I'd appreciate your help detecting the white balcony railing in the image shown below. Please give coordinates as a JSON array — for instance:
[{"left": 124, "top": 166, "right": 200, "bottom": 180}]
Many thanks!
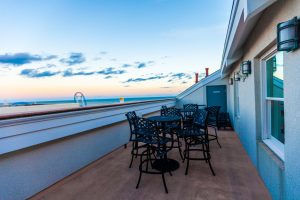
[{"left": 0, "top": 98, "right": 176, "bottom": 155}]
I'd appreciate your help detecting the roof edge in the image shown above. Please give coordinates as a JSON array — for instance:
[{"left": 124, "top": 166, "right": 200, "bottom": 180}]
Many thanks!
[{"left": 176, "top": 70, "right": 221, "bottom": 100}]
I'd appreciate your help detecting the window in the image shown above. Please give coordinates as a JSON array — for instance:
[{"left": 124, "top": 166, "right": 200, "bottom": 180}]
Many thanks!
[{"left": 262, "top": 51, "right": 285, "bottom": 159}]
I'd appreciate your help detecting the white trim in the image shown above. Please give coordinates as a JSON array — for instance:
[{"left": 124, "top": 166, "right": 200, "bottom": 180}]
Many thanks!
[
  {"left": 176, "top": 70, "right": 221, "bottom": 100},
  {"left": 260, "top": 50, "right": 285, "bottom": 159},
  {"left": 0, "top": 99, "right": 176, "bottom": 155},
  {"left": 221, "top": 0, "right": 277, "bottom": 77},
  {"left": 234, "top": 80, "right": 240, "bottom": 118},
  {"left": 266, "top": 97, "right": 284, "bottom": 101},
  {"left": 263, "top": 138, "right": 285, "bottom": 161}
]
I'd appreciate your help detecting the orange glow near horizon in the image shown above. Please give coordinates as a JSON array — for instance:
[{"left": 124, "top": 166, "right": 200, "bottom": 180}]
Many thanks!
[{"left": 1, "top": 74, "right": 192, "bottom": 101}]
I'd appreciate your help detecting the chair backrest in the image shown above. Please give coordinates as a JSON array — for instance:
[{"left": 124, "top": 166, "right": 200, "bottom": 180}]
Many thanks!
[
  {"left": 161, "top": 107, "right": 182, "bottom": 118},
  {"left": 183, "top": 104, "right": 198, "bottom": 110},
  {"left": 161, "top": 105, "right": 167, "bottom": 110},
  {"left": 135, "top": 117, "right": 161, "bottom": 145},
  {"left": 125, "top": 111, "right": 138, "bottom": 140},
  {"left": 205, "top": 106, "right": 221, "bottom": 126},
  {"left": 205, "top": 106, "right": 220, "bottom": 118},
  {"left": 160, "top": 105, "right": 167, "bottom": 116},
  {"left": 192, "top": 109, "right": 208, "bottom": 130}
]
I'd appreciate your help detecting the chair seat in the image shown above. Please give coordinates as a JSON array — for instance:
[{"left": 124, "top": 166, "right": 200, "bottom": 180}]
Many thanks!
[
  {"left": 141, "top": 136, "right": 172, "bottom": 145},
  {"left": 176, "top": 128, "right": 205, "bottom": 137}
]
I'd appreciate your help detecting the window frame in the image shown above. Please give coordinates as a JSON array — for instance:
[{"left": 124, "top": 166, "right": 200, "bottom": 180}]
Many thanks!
[
  {"left": 234, "top": 79, "right": 240, "bottom": 119},
  {"left": 260, "top": 47, "right": 285, "bottom": 161}
]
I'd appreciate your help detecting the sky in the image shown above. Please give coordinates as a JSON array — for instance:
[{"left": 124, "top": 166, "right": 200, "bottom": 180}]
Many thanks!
[{"left": 0, "top": 0, "right": 232, "bottom": 102}]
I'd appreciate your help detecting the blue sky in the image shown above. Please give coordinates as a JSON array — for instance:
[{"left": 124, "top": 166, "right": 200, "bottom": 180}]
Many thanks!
[{"left": 0, "top": 0, "right": 232, "bottom": 101}]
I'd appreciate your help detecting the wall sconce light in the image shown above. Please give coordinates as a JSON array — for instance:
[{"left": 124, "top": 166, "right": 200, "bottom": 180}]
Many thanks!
[
  {"left": 228, "top": 78, "right": 233, "bottom": 85},
  {"left": 234, "top": 72, "right": 240, "bottom": 81},
  {"left": 277, "top": 17, "right": 300, "bottom": 52},
  {"left": 241, "top": 60, "right": 251, "bottom": 75}
]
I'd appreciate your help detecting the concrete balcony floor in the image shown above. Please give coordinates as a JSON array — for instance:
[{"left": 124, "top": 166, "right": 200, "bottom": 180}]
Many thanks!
[{"left": 31, "top": 129, "right": 271, "bottom": 200}]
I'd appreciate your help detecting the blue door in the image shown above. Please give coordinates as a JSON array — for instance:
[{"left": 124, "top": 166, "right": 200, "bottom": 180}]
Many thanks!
[{"left": 206, "top": 85, "right": 227, "bottom": 112}]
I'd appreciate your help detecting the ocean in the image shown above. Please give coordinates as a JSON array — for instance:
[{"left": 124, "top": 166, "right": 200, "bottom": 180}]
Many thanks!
[{"left": 1, "top": 96, "right": 175, "bottom": 107}]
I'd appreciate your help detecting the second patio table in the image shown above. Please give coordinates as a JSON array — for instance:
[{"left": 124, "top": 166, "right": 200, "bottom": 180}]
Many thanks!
[{"left": 148, "top": 115, "right": 181, "bottom": 172}]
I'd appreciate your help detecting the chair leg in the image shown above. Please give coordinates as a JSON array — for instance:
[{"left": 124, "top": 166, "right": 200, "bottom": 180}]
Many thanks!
[
  {"left": 136, "top": 152, "right": 144, "bottom": 189},
  {"left": 214, "top": 127, "right": 222, "bottom": 148},
  {"left": 182, "top": 137, "right": 187, "bottom": 163},
  {"left": 202, "top": 143, "right": 208, "bottom": 163},
  {"left": 207, "top": 154, "right": 216, "bottom": 176},
  {"left": 162, "top": 159, "right": 169, "bottom": 193},
  {"left": 177, "top": 137, "right": 184, "bottom": 160},
  {"left": 129, "top": 142, "right": 135, "bottom": 168},
  {"left": 136, "top": 170, "right": 142, "bottom": 189},
  {"left": 185, "top": 143, "right": 190, "bottom": 175},
  {"left": 135, "top": 141, "right": 139, "bottom": 157},
  {"left": 129, "top": 154, "right": 134, "bottom": 168},
  {"left": 146, "top": 148, "right": 149, "bottom": 171},
  {"left": 161, "top": 173, "right": 168, "bottom": 193},
  {"left": 204, "top": 143, "right": 215, "bottom": 176}
]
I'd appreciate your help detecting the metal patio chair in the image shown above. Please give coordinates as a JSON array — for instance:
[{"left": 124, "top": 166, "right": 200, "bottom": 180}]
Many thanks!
[{"left": 205, "top": 106, "right": 221, "bottom": 148}]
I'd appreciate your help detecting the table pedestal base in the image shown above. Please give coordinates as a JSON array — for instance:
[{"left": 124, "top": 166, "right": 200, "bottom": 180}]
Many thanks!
[{"left": 152, "top": 159, "right": 179, "bottom": 172}]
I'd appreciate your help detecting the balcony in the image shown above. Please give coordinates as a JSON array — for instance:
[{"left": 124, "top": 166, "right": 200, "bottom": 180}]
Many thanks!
[
  {"left": 30, "top": 129, "right": 271, "bottom": 200},
  {"left": 0, "top": 99, "right": 270, "bottom": 199}
]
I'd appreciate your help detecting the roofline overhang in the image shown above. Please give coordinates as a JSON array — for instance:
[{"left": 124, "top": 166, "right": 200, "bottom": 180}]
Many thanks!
[{"left": 220, "top": 0, "right": 277, "bottom": 78}]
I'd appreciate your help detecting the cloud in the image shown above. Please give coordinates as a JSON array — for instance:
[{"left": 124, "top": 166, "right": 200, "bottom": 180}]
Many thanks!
[
  {"left": 172, "top": 73, "right": 192, "bottom": 79},
  {"left": 97, "top": 67, "right": 126, "bottom": 75},
  {"left": 100, "top": 51, "right": 107, "bottom": 55},
  {"left": 167, "top": 73, "right": 192, "bottom": 83},
  {"left": 0, "top": 53, "right": 57, "bottom": 66},
  {"left": 44, "top": 55, "right": 58, "bottom": 60},
  {"left": 124, "top": 74, "right": 167, "bottom": 83},
  {"left": 121, "top": 64, "right": 131, "bottom": 68},
  {"left": 60, "top": 52, "right": 85, "bottom": 66},
  {"left": 124, "top": 72, "right": 192, "bottom": 84},
  {"left": 62, "top": 69, "right": 95, "bottom": 77},
  {"left": 171, "top": 73, "right": 186, "bottom": 79},
  {"left": 20, "top": 69, "right": 60, "bottom": 78},
  {"left": 104, "top": 75, "right": 112, "bottom": 79},
  {"left": 161, "top": 86, "right": 171, "bottom": 89},
  {"left": 20, "top": 66, "right": 127, "bottom": 78},
  {"left": 137, "top": 63, "right": 146, "bottom": 68},
  {"left": 121, "top": 61, "right": 154, "bottom": 69}
]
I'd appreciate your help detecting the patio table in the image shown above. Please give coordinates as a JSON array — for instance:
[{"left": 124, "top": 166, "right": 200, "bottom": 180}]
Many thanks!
[{"left": 148, "top": 115, "right": 181, "bottom": 171}]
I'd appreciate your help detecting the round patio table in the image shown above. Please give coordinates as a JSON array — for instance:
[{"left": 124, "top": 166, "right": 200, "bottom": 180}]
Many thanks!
[{"left": 148, "top": 115, "right": 181, "bottom": 172}]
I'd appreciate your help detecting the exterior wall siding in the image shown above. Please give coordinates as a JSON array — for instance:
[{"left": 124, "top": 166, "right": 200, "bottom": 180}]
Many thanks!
[
  {"left": 226, "top": 0, "right": 300, "bottom": 199},
  {"left": 258, "top": 143, "right": 284, "bottom": 200},
  {"left": 284, "top": 42, "right": 300, "bottom": 200}
]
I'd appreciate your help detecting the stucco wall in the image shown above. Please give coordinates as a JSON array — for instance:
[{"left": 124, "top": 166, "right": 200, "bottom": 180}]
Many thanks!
[
  {"left": 0, "top": 121, "right": 130, "bottom": 200},
  {"left": 0, "top": 101, "right": 163, "bottom": 200},
  {"left": 226, "top": 0, "right": 300, "bottom": 199},
  {"left": 257, "top": 143, "right": 284, "bottom": 200},
  {"left": 284, "top": 39, "right": 300, "bottom": 200}
]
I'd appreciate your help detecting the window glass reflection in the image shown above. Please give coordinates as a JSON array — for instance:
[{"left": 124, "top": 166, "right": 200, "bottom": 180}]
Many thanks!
[
  {"left": 266, "top": 52, "right": 284, "bottom": 98},
  {"left": 271, "top": 101, "right": 285, "bottom": 143}
]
